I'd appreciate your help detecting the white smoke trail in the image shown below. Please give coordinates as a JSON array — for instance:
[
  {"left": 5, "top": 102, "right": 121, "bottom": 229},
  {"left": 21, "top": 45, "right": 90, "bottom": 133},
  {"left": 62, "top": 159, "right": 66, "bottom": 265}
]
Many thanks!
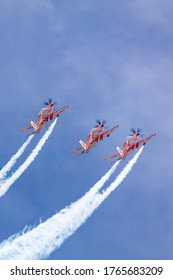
[
  {"left": 0, "top": 136, "right": 34, "bottom": 181},
  {"left": 0, "top": 160, "right": 120, "bottom": 259},
  {"left": 0, "top": 119, "right": 57, "bottom": 198},
  {"left": 0, "top": 147, "right": 143, "bottom": 260},
  {"left": 79, "top": 159, "right": 120, "bottom": 200}
]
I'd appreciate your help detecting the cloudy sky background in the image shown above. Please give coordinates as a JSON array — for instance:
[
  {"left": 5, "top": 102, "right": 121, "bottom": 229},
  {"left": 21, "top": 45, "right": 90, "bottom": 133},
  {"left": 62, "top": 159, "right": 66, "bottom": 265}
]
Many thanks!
[{"left": 0, "top": 0, "right": 172, "bottom": 259}]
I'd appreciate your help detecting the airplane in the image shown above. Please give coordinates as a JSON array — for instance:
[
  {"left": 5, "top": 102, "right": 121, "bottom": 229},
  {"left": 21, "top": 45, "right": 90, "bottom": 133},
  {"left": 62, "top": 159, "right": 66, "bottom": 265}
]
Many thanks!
[
  {"left": 104, "top": 128, "right": 156, "bottom": 162},
  {"left": 21, "top": 98, "right": 69, "bottom": 137},
  {"left": 71, "top": 120, "right": 119, "bottom": 155}
]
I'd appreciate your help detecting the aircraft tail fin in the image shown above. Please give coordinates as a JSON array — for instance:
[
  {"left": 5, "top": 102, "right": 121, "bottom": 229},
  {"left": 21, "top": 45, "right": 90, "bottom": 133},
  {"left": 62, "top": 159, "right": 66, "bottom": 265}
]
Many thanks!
[
  {"left": 79, "top": 139, "right": 86, "bottom": 150},
  {"left": 116, "top": 145, "right": 123, "bottom": 156},
  {"left": 30, "top": 120, "right": 37, "bottom": 131}
]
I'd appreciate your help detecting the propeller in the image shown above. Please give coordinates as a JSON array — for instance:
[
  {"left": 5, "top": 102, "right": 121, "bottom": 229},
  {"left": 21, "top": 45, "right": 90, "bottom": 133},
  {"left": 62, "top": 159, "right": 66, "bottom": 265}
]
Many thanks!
[
  {"left": 130, "top": 128, "right": 143, "bottom": 136},
  {"left": 95, "top": 119, "right": 107, "bottom": 127},
  {"left": 44, "top": 98, "right": 57, "bottom": 106}
]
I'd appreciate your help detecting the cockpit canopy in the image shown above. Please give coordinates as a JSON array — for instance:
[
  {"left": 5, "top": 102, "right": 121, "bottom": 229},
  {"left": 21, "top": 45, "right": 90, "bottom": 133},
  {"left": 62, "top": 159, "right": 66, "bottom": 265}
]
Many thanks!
[
  {"left": 88, "top": 128, "right": 98, "bottom": 135},
  {"left": 38, "top": 108, "right": 47, "bottom": 115},
  {"left": 125, "top": 135, "right": 133, "bottom": 143}
]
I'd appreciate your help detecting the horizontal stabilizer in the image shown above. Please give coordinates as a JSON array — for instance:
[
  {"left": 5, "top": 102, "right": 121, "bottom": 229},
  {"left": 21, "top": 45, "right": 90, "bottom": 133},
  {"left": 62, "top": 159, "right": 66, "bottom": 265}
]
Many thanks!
[
  {"left": 79, "top": 139, "right": 86, "bottom": 150},
  {"left": 116, "top": 145, "right": 123, "bottom": 156},
  {"left": 30, "top": 120, "right": 37, "bottom": 131}
]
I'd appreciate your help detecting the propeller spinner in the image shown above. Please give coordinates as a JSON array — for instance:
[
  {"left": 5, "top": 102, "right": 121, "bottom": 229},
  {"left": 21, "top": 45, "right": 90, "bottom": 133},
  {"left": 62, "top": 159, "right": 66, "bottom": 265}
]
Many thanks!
[
  {"left": 95, "top": 119, "right": 107, "bottom": 127},
  {"left": 44, "top": 98, "right": 57, "bottom": 106},
  {"left": 130, "top": 128, "right": 143, "bottom": 137}
]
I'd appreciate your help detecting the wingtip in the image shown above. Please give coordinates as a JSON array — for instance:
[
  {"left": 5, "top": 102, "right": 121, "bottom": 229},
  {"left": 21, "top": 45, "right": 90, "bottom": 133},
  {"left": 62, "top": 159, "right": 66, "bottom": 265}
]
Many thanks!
[{"left": 104, "top": 157, "right": 109, "bottom": 161}]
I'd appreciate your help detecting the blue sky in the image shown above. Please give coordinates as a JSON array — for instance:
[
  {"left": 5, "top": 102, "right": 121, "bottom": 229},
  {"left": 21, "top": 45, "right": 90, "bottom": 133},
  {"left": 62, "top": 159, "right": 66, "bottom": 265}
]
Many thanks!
[{"left": 0, "top": 0, "right": 172, "bottom": 259}]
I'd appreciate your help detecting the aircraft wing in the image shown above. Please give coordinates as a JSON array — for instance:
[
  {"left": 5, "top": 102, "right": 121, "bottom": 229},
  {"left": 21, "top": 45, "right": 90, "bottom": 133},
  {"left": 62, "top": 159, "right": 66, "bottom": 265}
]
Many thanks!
[
  {"left": 70, "top": 146, "right": 82, "bottom": 153},
  {"left": 104, "top": 152, "right": 119, "bottom": 161},
  {"left": 71, "top": 141, "right": 97, "bottom": 154},
  {"left": 96, "top": 124, "right": 119, "bottom": 140},
  {"left": 49, "top": 105, "right": 69, "bottom": 119},
  {"left": 21, "top": 124, "right": 33, "bottom": 132},
  {"left": 135, "top": 133, "right": 156, "bottom": 148}
]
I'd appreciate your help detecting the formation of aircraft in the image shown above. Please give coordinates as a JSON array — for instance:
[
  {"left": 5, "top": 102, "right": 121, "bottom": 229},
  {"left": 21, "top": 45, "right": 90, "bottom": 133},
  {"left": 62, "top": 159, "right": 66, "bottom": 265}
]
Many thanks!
[
  {"left": 104, "top": 128, "right": 156, "bottom": 163},
  {"left": 21, "top": 98, "right": 69, "bottom": 137},
  {"left": 71, "top": 120, "right": 119, "bottom": 155},
  {"left": 21, "top": 99, "right": 156, "bottom": 160}
]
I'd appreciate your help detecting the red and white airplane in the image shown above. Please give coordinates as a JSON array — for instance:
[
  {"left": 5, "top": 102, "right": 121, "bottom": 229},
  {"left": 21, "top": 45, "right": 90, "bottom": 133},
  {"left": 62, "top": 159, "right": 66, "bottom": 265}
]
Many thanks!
[
  {"left": 21, "top": 98, "right": 69, "bottom": 137},
  {"left": 105, "top": 128, "right": 156, "bottom": 162},
  {"left": 71, "top": 120, "right": 119, "bottom": 155}
]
